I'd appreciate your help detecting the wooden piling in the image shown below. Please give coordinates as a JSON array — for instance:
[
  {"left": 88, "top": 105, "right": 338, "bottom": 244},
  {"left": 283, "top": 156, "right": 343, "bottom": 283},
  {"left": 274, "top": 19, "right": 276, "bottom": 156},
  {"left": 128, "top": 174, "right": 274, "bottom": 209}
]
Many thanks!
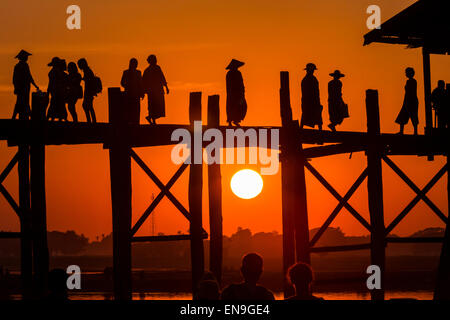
[
  {"left": 434, "top": 153, "right": 450, "bottom": 300},
  {"left": 422, "top": 48, "right": 432, "bottom": 136},
  {"left": 188, "top": 92, "right": 205, "bottom": 295},
  {"left": 365, "top": 89, "right": 386, "bottom": 300},
  {"left": 30, "top": 93, "right": 49, "bottom": 298},
  {"left": 280, "top": 71, "right": 311, "bottom": 298},
  {"left": 207, "top": 95, "right": 223, "bottom": 285},
  {"left": 18, "top": 144, "right": 32, "bottom": 299},
  {"left": 108, "top": 88, "right": 132, "bottom": 300}
]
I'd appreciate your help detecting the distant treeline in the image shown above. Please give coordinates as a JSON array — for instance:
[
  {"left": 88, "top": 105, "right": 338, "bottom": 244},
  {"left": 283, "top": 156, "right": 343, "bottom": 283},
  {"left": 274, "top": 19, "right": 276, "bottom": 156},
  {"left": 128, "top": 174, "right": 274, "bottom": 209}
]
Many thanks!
[{"left": 0, "top": 227, "right": 445, "bottom": 270}]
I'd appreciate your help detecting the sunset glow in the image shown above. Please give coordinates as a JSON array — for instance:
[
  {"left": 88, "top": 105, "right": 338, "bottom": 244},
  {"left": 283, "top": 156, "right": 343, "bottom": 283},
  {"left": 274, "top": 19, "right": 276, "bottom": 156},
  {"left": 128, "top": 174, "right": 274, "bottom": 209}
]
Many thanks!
[{"left": 230, "top": 169, "right": 263, "bottom": 199}]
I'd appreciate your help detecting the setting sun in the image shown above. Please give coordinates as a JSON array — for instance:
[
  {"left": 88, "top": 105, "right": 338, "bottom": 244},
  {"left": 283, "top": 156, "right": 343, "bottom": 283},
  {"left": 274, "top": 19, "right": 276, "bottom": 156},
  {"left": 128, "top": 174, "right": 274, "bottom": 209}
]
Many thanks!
[{"left": 230, "top": 169, "right": 264, "bottom": 199}]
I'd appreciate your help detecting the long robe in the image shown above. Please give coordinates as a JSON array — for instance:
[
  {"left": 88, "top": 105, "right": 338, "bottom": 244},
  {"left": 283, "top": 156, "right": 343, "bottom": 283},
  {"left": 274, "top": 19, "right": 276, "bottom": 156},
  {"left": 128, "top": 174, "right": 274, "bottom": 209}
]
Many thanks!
[
  {"left": 12, "top": 61, "right": 34, "bottom": 119},
  {"left": 395, "top": 78, "right": 418, "bottom": 126},
  {"left": 301, "top": 74, "right": 322, "bottom": 127},
  {"left": 142, "top": 65, "right": 167, "bottom": 120},
  {"left": 226, "top": 69, "right": 247, "bottom": 123},
  {"left": 328, "top": 79, "right": 347, "bottom": 126},
  {"left": 47, "top": 68, "right": 68, "bottom": 120},
  {"left": 121, "top": 69, "right": 143, "bottom": 124}
]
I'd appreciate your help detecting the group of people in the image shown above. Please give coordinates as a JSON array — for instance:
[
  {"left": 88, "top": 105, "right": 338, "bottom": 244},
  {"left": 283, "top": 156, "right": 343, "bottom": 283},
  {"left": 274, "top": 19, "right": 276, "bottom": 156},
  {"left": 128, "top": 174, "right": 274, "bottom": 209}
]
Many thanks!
[
  {"left": 195, "top": 253, "right": 322, "bottom": 301},
  {"left": 13, "top": 50, "right": 100, "bottom": 123},
  {"left": 13, "top": 50, "right": 448, "bottom": 133}
]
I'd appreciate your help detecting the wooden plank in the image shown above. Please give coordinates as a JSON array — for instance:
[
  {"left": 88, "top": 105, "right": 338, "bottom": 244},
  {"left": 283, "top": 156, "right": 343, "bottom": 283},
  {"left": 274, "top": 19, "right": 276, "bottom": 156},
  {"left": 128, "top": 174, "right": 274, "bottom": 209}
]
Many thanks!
[
  {"left": 279, "top": 71, "right": 296, "bottom": 298},
  {"left": 207, "top": 94, "right": 223, "bottom": 285},
  {"left": 0, "top": 231, "right": 21, "bottom": 238},
  {"left": 303, "top": 143, "right": 366, "bottom": 158},
  {"left": 422, "top": 48, "right": 433, "bottom": 136},
  {"left": 0, "top": 151, "right": 20, "bottom": 183},
  {"left": 366, "top": 89, "right": 385, "bottom": 301},
  {"left": 188, "top": 92, "right": 204, "bottom": 296},
  {"left": 310, "top": 243, "right": 372, "bottom": 253},
  {"left": 108, "top": 88, "right": 132, "bottom": 300}
]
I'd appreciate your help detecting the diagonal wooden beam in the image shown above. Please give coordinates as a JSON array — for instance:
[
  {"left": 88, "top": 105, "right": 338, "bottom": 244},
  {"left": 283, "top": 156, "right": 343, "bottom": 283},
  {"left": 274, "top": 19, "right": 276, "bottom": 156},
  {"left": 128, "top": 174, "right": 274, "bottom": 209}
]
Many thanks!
[
  {"left": 131, "top": 162, "right": 188, "bottom": 235},
  {"left": 305, "top": 162, "right": 371, "bottom": 231},
  {"left": 0, "top": 151, "right": 20, "bottom": 183},
  {"left": 386, "top": 164, "right": 448, "bottom": 235},
  {"left": 0, "top": 183, "right": 21, "bottom": 218},
  {"left": 383, "top": 156, "right": 447, "bottom": 223},
  {"left": 309, "top": 167, "right": 369, "bottom": 247}
]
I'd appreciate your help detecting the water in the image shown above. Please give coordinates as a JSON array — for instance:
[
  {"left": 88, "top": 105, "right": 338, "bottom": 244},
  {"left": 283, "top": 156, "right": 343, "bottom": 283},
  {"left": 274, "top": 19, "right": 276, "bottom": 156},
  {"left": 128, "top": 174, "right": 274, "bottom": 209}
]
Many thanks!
[{"left": 66, "top": 290, "right": 433, "bottom": 300}]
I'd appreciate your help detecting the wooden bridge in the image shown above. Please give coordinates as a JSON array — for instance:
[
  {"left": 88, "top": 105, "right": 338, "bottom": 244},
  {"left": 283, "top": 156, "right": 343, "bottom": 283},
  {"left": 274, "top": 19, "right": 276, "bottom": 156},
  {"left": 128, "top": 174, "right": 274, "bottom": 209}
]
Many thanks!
[{"left": 0, "top": 72, "right": 449, "bottom": 300}]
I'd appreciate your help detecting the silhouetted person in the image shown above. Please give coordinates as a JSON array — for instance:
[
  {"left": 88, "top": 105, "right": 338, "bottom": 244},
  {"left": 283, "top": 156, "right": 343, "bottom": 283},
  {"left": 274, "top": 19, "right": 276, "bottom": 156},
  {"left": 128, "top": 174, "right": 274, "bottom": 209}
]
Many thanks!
[
  {"left": 301, "top": 63, "right": 322, "bottom": 131},
  {"left": 286, "top": 262, "right": 323, "bottom": 300},
  {"left": 142, "top": 55, "right": 169, "bottom": 125},
  {"left": 77, "top": 58, "right": 98, "bottom": 123},
  {"left": 66, "top": 62, "right": 83, "bottom": 122},
  {"left": 226, "top": 59, "right": 247, "bottom": 127},
  {"left": 431, "top": 80, "right": 447, "bottom": 129},
  {"left": 121, "top": 58, "right": 143, "bottom": 124},
  {"left": 396, "top": 67, "right": 418, "bottom": 135},
  {"left": 221, "top": 253, "right": 275, "bottom": 300},
  {"left": 46, "top": 268, "right": 68, "bottom": 300},
  {"left": 195, "top": 272, "right": 220, "bottom": 300},
  {"left": 327, "top": 70, "right": 348, "bottom": 132},
  {"left": 47, "top": 57, "right": 68, "bottom": 121},
  {"left": 12, "top": 50, "right": 39, "bottom": 120}
]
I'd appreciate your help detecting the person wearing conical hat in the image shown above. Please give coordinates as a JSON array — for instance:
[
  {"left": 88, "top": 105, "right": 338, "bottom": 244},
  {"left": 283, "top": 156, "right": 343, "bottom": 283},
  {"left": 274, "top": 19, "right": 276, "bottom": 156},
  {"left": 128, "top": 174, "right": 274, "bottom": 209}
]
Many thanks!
[
  {"left": 12, "top": 50, "right": 39, "bottom": 120},
  {"left": 300, "top": 63, "right": 322, "bottom": 130},
  {"left": 46, "top": 57, "right": 68, "bottom": 121},
  {"left": 327, "top": 70, "right": 349, "bottom": 132},
  {"left": 226, "top": 59, "right": 247, "bottom": 126}
]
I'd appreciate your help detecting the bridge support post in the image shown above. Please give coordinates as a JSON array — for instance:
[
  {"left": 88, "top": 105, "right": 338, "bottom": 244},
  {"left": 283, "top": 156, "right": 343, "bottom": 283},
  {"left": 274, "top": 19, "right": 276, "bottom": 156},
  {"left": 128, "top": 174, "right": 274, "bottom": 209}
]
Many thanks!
[
  {"left": 108, "top": 88, "right": 132, "bottom": 300},
  {"left": 280, "top": 72, "right": 310, "bottom": 298},
  {"left": 434, "top": 153, "right": 450, "bottom": 299},
  {"left": 189, "top": 92, "right": 204, "bottom": 296},
  {"left": 18, "top": 145, "right": 32, "bottom": 299},
  {"left": 30, "top": 93, "right": 49, "bottom": 298},
  {"left": 366, "top": 89, "right": 386, "bottom": 300},
  {"left": 207, "top": 95, "right": 223, "bottom": 285}
]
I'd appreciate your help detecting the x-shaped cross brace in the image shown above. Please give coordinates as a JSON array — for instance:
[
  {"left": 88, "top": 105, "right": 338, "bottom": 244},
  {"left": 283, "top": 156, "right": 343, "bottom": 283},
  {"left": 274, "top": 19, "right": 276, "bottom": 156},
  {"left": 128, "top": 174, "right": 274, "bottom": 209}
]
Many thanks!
[
  {"left": 130, "top": 150, "right": 206, "bottom": 237},
  {"left": 304, "top": 161, "right": 371, "bottom": 247},
  {"left": 0, "top": 151, "right": 21, "bottom": 218},
  {"left": 384, "top": 156, "right": 447, "bottom": 235}
]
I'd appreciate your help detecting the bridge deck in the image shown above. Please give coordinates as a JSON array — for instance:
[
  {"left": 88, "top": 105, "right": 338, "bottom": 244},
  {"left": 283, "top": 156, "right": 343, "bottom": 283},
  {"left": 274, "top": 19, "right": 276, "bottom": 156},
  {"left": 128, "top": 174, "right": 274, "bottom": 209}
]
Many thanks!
[{"left": 0, "top": 119, "right": 447, "bottom": 157}]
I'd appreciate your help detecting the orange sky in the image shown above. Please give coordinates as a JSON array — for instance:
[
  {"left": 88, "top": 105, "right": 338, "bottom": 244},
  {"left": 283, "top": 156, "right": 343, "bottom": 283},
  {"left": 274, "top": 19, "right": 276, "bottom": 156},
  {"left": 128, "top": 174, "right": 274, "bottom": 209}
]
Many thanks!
[{"left": 0, "top": 0, "right": 448, "bottom": 240}]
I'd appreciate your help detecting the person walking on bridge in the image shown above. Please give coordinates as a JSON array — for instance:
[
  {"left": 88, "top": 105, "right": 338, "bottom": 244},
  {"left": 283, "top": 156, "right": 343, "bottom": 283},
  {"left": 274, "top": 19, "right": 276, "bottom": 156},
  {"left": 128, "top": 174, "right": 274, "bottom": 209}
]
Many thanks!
[
  {"left": 121, "top": 58, "right": 143, "bottom": 124},
  {"left": 142, "top": 55, "right": 169, "bottom": 125},
  {"left": 327, "top": 70, "right": 348, "bottom": 132},
  {"left": 396, "top": 67, "right": 418, "bottom": 135},
  {"left": 301, "top": 63, "right": 322, "bottom": 131},
  {"left": 226, "top": 59, "right": 247, "bottom": 127},
  {"left": 12, "top": 50, "right": 39, "bottom": 120}
]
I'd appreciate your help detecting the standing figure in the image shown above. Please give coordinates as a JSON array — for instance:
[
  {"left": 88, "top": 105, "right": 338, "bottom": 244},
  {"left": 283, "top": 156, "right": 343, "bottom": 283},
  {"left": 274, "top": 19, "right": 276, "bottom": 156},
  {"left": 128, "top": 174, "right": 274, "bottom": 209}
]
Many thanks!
[
  {"left": 301, "top": 63, "right": 322, "bottom": 130},
  {"left": 142, "top": 55, "right": 169, "bottom": 125},
  {"left": 431, "top": 80, "right": 447, "bottom": 129},
  {"left": 12, "top": 50, "right": 39, "bottom": 120},
  {"left": 327, "top": 70, "right": 348, "bottom": 132},
  {"left": 225, "top": 59, "right": 247, "bottom": 127},
  {"left": 46, "top": 57, "right": 67, "bottom": 121},
  {"left": 121, "top": 58, "right": 143, "bottom": 124},
  {"left": 66, "top": 62, "right": 83, "bottom": 122},
  {"left": 396, "top": 67, "right": 419, "bottom": 135},
  {"left": 77, "top": 58, "right": 98, "bottom": 123}
]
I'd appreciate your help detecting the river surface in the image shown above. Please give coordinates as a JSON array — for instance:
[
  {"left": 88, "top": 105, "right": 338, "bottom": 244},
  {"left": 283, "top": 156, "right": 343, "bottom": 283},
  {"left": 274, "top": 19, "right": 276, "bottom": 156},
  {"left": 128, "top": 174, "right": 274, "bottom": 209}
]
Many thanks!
[{"left": 66, "top": 290, "right": 433, "bottom": 300}]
